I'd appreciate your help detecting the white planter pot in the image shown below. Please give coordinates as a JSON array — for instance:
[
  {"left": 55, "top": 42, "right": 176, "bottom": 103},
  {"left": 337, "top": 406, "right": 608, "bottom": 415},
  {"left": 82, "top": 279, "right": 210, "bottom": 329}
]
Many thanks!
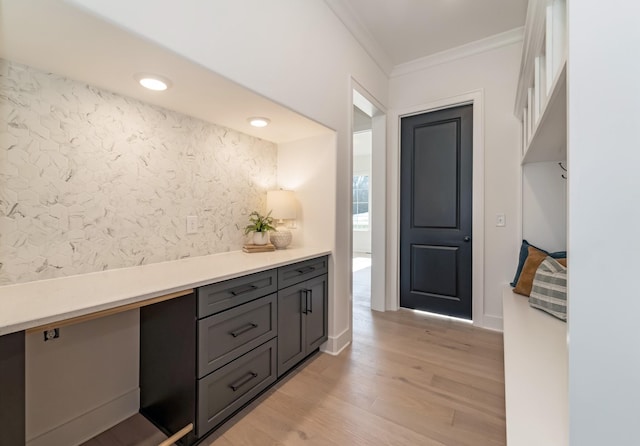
[{"left": 253, "top": 231, "right": 269, "bottom": 245}]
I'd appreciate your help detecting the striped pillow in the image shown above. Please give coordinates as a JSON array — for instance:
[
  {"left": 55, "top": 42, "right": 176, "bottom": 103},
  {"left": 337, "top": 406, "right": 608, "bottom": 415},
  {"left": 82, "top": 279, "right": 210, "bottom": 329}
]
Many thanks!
[{"left": 529, "top": 256, "right": 567, "bottom": 321}]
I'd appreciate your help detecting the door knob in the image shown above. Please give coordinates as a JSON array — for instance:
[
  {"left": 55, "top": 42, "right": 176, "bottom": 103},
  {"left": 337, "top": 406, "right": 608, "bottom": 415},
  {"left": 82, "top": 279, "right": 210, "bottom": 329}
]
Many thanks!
[{"left": 463, "top": 236, "right": 471, "bottom": 242}]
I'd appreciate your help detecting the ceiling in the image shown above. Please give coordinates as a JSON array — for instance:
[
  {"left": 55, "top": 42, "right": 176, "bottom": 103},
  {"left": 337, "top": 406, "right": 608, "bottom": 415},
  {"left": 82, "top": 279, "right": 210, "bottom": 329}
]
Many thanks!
[
  {"left": 325, "top": 0, "right": 528, "bottom": 71},
  {"left": 0, "top": 0, "right": 332, "bottom": 144},
  {"left": 0, "top": 1, "right": 528, "bottom": 143}
]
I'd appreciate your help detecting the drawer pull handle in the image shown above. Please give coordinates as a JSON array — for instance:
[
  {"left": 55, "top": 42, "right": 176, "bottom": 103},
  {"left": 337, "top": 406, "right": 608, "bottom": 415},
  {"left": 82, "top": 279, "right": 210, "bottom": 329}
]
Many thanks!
[
  {"left": 229, "top": 323, "right": 258, "bottom": 338},
  {"left": 230, "top": 284, "right": 257, "bottom": 296},
  {"left": 229, "top": 371, "right": 258, "bottom": 391},
  {"left": 295, "top": 266, "right": 316, "bottom": 274},
  {"left": 301, "top": 290, "right": 308, "bottom": 314}
]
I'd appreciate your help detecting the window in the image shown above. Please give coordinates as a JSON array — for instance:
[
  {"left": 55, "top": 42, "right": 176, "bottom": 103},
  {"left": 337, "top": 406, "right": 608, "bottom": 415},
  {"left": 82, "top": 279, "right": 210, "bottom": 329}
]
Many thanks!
[{"left": 353, "top": 175, "right": 369, "bottom": 231}]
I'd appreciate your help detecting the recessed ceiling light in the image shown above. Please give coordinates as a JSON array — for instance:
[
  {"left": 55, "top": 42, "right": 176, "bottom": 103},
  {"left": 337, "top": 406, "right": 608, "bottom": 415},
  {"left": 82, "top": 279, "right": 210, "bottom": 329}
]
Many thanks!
[
  {"left": 248, "top": 117, "right": 270, "bottom": 128},
  {"left": 135, "top": 73, "right": 171, "bottom": 91}
]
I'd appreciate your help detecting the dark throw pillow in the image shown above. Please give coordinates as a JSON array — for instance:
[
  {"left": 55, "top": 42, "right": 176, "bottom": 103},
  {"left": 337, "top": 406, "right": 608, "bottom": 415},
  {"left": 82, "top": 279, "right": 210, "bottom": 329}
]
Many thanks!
[{"left": 510, "top": 240, "right": 566, "bottom": 287}]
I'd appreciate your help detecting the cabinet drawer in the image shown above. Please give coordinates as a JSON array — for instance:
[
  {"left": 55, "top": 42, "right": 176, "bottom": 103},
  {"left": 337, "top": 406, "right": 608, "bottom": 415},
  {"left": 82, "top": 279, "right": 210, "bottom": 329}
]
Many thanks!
[
  {"left": 197, "top": 269, "right": 277, "bottom": 318},
  {"left": 198, "top": 294, "right": 276, "bottom": 378},
  {"left": 278, "top": 256, "right": 328, "bottom": 289},
  {"left": 197, "top": 339, "right": 277, "bottom": 437}
]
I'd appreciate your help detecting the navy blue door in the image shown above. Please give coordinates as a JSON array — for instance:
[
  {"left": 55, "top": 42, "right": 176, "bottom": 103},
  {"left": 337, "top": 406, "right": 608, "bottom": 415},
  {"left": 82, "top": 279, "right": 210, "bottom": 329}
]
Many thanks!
[{"left": 400, "top": 104, "right": 473, "bottom": 319}]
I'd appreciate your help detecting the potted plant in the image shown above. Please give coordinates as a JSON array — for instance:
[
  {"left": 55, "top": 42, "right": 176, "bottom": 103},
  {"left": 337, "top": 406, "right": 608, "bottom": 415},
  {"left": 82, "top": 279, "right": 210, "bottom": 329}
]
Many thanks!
[{"left": 244, "top": 211, "right": 276, "bottom": 245}]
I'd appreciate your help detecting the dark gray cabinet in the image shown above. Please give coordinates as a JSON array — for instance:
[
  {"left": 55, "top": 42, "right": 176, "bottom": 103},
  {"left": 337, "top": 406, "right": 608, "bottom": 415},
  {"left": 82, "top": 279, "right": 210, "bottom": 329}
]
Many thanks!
[
  {"left": 140, "top": 255, "right": 328, "bottom": 445},
  {"left": 277, "top": 263, "right": 328, "bottom": 377},
  {"left": 0, "top": 331, "right": 25, "bottom": 446}
]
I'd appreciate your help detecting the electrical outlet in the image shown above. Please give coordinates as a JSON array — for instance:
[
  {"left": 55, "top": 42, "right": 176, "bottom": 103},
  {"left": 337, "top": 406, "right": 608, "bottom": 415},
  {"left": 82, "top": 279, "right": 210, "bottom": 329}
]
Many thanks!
[
  {"left": 44, "top": 328, "right": 59, "bottom": 341},
  {"left": 496, "top": 213, "right": 506, "bottom": 227},
  {"left": 186, "top": 216, "right": 198, "bottom": 234}
]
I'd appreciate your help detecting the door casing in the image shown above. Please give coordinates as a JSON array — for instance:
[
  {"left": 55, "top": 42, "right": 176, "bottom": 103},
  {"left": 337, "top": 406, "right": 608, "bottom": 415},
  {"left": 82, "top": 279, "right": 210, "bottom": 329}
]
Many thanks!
[{"left": 389, "top": 90, "right": 488, "bottom": 328}]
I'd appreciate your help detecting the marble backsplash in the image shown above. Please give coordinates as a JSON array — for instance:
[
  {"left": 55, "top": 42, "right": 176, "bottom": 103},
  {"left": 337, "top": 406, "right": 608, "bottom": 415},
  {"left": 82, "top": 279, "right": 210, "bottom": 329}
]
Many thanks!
[{"left": 0, "top": 59, "right": 277, "bottom": 285}]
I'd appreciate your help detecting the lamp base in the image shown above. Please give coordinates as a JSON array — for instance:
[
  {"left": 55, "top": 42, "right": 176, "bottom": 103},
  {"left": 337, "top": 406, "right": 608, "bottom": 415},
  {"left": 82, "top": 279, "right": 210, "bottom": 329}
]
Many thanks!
[{"left": 270, "top": 229, "right": 292, "bottom": 249}]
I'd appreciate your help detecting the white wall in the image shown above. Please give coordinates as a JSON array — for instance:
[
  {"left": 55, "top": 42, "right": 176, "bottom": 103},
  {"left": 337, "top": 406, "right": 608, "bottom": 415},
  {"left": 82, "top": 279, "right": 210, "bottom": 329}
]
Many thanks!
[
  {"left": 389, "top": 41, "right": 522, "bottom": 328},
  {"left": 26, "top": 311, "right": 139, "bottom": 446},
  {"left": 522, "top": 161, "right": 567, "bottom": 252},
  {"left": 276, "top": 133, "right": 336, "bottom": 253},
  {"left": 568, "top": 2, "right": 640, "bottom": 444},
  {"left": 70, "top": 0, "right": 390, "bottom": 355}
]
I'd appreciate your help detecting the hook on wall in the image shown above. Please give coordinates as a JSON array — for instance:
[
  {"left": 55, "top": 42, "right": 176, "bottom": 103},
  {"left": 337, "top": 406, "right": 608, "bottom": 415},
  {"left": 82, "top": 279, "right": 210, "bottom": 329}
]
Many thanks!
[{"left": 558, "top": 162, "right": 567, "bottom": 180}]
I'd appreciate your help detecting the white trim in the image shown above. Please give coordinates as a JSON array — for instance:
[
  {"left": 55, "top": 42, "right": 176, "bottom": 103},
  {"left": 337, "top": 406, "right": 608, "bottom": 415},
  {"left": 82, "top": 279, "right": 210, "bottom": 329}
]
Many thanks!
[
  {"left": 323, "top": 0, "right": 393, "bottom": 76},
  {"left": 320, "top": 326, "right": 351, "bottom": 355},
  {"left": 352, "top": 81, "right": 387, "bottom": 117},
  {"left": 388, "top": 90, "right": 487, "bottom": 328},
  {"left": 351, "top": 78, "right": 388, "bottom": 315},
  {"left": 391, "top": 27, "right": 525, "bottom": 78},
  {"left": 26, "top": 388, "right": 139, "bottom": 446},
  {"left": 483, "top": 314, "right": 504, "bottom": 332}
]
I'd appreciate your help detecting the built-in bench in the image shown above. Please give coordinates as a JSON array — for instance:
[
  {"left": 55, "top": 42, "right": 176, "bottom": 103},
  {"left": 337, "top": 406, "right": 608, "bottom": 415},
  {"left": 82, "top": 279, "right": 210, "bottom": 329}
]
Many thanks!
[{"left": 502, "top": 286, "right": 568, "bottom": 446}]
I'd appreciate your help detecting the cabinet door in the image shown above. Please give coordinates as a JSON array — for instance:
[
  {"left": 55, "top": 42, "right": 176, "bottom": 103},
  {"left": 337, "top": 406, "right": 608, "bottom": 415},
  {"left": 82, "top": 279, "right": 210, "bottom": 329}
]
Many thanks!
[
  {"left": 305, "top": 274, "right": 328, "bottom": 352},
  {"left": 277, "top": 283, "right": 307, "bottom": 377}
]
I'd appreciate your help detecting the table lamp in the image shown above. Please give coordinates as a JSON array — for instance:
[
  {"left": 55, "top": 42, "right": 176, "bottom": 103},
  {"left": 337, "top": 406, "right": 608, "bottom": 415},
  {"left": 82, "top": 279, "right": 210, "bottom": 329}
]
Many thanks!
[{"left": 267, "top": 190, "right": 296, "bottom": 249}]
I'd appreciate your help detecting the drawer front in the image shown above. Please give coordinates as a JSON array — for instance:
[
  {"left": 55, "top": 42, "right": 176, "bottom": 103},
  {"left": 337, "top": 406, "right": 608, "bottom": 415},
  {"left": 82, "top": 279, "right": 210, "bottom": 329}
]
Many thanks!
[
  {"left": 197, "top": 339, "right": 277, "bottom": 437},
  {"left": 197, "top": 269, "right": 277, "bottom": 318},
  {"left": 278, "top": 256, "right": 328, "bottom": 289},
  {"left": 198, "top": 294, "right": 277, "bottom": 378}
]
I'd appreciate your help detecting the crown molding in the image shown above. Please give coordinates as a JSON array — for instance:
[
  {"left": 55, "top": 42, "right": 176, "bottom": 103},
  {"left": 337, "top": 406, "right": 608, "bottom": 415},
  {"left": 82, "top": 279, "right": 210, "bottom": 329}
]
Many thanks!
[
  {"left": 391, "top": 27, "right": 525, "bottom": 78},
  {"left": 323, "top": 0, "right": 394, "bottom": 76}
]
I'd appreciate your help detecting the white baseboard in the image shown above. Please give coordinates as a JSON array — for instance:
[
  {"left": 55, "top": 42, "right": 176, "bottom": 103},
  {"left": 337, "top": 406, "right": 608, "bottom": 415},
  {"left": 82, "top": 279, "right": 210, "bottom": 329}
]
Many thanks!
[
  {"left": 482, "top": 314, "right": 504, "bottom": 332},
  {"left": 320, "top": 327, "right": 351, "bottom": 355},
  {"left": 27, "top": 388, "right": 139, "bottom": 446}
]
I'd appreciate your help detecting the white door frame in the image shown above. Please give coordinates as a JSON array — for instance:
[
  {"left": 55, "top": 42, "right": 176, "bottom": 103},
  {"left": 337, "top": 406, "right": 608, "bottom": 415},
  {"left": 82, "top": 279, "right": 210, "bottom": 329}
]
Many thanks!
[
  {"left": 388, "top": 90, "right": 486, "bottom": 327},
  {"left": 351, "top": 78, "right": 387, "bottom": 313}
]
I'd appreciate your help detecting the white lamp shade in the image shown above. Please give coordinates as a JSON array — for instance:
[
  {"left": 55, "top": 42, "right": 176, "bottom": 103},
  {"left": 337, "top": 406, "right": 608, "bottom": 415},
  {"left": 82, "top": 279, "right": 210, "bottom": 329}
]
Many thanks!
[{"left": 267, "top": 190, "right": 296, "bottom": 220}]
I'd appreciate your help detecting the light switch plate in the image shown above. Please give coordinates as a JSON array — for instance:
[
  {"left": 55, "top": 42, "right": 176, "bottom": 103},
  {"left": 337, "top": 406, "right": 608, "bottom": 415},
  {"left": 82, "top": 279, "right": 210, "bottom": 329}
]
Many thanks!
[
  {"left": 186, "top": 216, "right": 198, "bottom": 234},
  {"left": 496, "top": 213, "right": 506, "bottom": 227}
]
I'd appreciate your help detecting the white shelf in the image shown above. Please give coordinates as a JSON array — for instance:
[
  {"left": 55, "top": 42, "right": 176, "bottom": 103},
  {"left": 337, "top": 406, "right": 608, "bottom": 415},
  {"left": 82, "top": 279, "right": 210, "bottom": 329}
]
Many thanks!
[
  {"left": 515, "top": 0, "right": 567, "bottom": 165},
  {"left": 522, "top": 60, "right": 566, "bottom": 164},
  {"left": 503, "top": 287, "right": 568, "bottom": 446}
]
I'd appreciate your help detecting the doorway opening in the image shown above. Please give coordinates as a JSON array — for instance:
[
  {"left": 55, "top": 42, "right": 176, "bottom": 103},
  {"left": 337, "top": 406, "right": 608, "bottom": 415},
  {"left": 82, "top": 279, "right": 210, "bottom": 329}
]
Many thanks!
[
  {"left": 351, "top": 86, "right": 386, "bottom": 313},
  {"left": 352, "top": 106, "right": 372, "bottom": 308}
]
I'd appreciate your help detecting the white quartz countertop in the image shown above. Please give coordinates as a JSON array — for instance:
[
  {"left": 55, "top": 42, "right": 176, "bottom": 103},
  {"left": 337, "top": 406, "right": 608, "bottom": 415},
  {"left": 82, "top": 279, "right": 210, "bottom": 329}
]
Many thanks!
[{"left": 0, "top": 247, "right": 331, "bottom": 336}]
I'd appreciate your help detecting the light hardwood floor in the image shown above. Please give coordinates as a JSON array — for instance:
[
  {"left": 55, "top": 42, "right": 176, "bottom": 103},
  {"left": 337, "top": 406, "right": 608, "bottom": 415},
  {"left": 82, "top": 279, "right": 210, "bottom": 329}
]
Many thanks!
[{"left": 84, "top": 264, "right": 506, "bottom": 445}]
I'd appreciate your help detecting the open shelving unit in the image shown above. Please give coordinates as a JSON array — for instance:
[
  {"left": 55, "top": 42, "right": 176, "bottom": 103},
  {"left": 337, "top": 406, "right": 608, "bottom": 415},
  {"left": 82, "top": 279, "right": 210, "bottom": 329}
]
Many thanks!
[
  {"left": 504, "top": 0, "right": 568, "bottom": 445},
  {"left": 515, "top": 0, "right": 567, "bottom": 165},
  {"left": 522, "top": 61, "right": 566, "bottom": 164}
]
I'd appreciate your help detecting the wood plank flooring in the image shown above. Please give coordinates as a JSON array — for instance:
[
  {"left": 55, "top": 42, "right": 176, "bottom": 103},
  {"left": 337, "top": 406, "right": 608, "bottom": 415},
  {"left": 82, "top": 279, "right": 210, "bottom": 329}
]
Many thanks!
[{"left": 84, "top": 263, "right": 506, "bottom": 445}]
